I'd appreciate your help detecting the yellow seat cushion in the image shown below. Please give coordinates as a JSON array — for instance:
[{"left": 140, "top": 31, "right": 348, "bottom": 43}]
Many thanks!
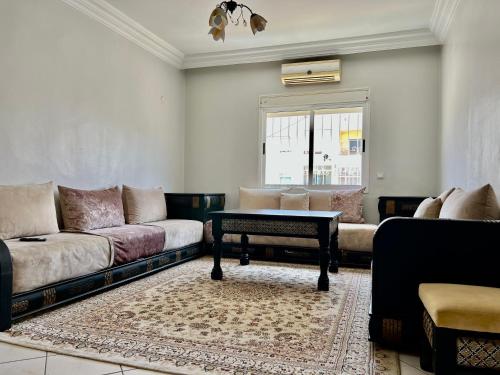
[{"left": 419, "top": 283, "right": 500, "bottom": 334}]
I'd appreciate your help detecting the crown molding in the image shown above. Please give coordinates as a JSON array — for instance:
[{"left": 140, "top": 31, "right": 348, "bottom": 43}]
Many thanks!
[
  {"left": 182, "top": 29, "right": 439, "bottom": 69},
  {"left": 61, "top": 0, "right": 184, "bottom": 68},
  {"left": 430, "top": 0, "right": 461, "bottom": 42}
]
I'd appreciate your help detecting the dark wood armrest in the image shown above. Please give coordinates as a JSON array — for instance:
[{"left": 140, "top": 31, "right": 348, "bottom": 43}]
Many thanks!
[
  {"left": 0, "top": 239, "right": 13, "bottom": 331},
  {"left": 372, "top": 217, "right": 500, "bottom": 318},
  {"left": 165, "top": 193, "right": 225, "bottom": 223}
]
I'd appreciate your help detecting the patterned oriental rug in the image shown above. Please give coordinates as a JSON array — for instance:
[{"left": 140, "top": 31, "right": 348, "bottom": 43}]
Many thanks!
[{"left": 0, "top": 257, "right": 399, "bottom": 375}]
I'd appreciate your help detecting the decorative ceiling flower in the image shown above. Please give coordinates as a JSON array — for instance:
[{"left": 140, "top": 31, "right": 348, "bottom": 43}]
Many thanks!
[
  {"left": 208, "top": 2, "right": 267, "bottom": 42},
  {"left": 209, "top": 7, "right": 228, "bottom": 30},
  {"left": 250, "top": 13, "right": 267, "bottom": 35},
  {"left": 209, "top": 26, "right": 226, "bottom": 42}
]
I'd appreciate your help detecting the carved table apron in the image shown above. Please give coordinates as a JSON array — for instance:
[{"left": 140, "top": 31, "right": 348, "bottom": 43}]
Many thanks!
[{"left": 209, "top": 209, "right": 342, "bottom": 291}]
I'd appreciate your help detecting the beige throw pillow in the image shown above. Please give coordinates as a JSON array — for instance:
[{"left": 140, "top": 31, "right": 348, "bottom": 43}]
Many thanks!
[
  {"left": 280, "top": 193, "right": 309, "bottom": 210},
  {"left": 439, "top": 184, "right": 500, "bottom": 220},
  {"left": 0, "top": 182, "right": 59, "bottom": 240},
  {"left": 414, "top": 197, "right": 442, "bottom": 218},
  {"left": 122, "top": 185, "right": 167, "bottom": 224},
  {"left": 59, "top": 185, "right": 125, "bottom": 231},
  {"left": 305, "top": 189, "right": 333, "bottom": 211},
  {"left": 332, "top": 188, "right": 366, "bottom": 223},
  {"left": 239, "top": 187, "right": 288, "bottom": 209},
  {"left": 437, "top": 187, "right": 455, "bottom": 203}
]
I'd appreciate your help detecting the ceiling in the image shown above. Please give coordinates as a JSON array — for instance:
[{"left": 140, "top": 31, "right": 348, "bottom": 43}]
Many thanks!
[
  {"left": 107, "top": 0, "right": 436, "bottom": 55},
  {"left": 64, "top": 0, "right": 453, "bottom": 68}
]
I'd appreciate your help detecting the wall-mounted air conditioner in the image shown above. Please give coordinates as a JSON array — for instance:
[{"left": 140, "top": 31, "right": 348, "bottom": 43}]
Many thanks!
[{"left": 281, "top": 59, "right": 341, "bottom": 86}]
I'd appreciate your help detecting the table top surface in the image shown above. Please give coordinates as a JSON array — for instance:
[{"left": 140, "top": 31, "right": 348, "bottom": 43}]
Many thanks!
[{"left": 209, "top": 209, "right": 342, "bottom": 220}]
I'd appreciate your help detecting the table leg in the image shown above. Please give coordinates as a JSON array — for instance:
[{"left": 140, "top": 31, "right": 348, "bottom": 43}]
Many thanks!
[
  {"left": 211, "top": 225, "right": 223, "bottom": 280},
  {"left": 240, "top": 233, "right": 250, "bottom": 266},
  {"left": 329, "top": 225, "right": 339, "bottom": 273},
  {"left": 318, "top": 223, "right": 330, "bottom": 291}
]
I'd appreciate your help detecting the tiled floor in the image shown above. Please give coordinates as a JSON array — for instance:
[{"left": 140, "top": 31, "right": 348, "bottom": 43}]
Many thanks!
[{"left": 0, "top": 341, "right": 433, "bottom": 375}]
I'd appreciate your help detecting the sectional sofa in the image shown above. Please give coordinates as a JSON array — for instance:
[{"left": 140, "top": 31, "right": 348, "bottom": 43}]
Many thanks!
[
  {"left": 0, "top": 182, "right": 208, "bottom": 331},
  {"left": 205, "top": 187, "right": 377, "bottom": 266}
]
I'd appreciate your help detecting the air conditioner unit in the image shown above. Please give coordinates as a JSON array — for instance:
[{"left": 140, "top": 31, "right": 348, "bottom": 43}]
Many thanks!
[{"left": 281, "top": 59, "right": 341, "bottom": 86}]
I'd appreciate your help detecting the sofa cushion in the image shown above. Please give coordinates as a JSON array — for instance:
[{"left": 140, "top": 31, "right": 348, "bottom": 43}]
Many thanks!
[
  {"left": 438, "top": 187, "right": 455, "bottom": 203},
  {"left": 305, "top": 189, "right": 333, "bottom": 211},
  {"left": 280, "top": 192, "right": 309, "bottom": 210},
  {"left": 0, "top": 182, "right": 59, "bottom": 240},
  {"left": 89, "top": 224, "right": 165, "bottom": 265},
  {"left": 58, "top": 186, "right": 125, "bottom": 231},
  {"left": 419, "top": 283, "right": 500, "bottom": 333},
  {"left": 338, "top": 223, "right": 377, "bottom": 252},
  {"left": 5, "top": 232, "right": 112, "bottom": 294},
  {"left": 332, "top": 188, "right": 366, "bottom": 223},
  {"left": 122, "top": 185, "right": 167, "bottom": 224},
  {"left": 148, "top": 219, "right": 203, "bottom": 250},
  {"left": 414, "top": 197, "right": 442, "bottom": 219},
  {"left": 439, "top": 184, "right": 500, "bottom": 220},
  {"left": 221, "top": 223, "right": 376, "bottom": 253},
  {"left": 239, "top": 187, "right": 288, "bottom": 209}
]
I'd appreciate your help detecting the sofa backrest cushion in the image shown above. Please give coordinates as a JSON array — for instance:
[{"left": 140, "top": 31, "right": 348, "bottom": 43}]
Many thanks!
[
  {"left": 414, "top": 197, "right": 442, "bottom": 219},
  {"left": 437, "top": 187, "right": 455, "bottom": 203},
  {"left": 122, "top": 185, "right": 167, "bottom": 224},
  {"left": 332, "top": 188, "right": 366, "bottom": 223},
  {"left": 280, "top": 192, "right": 309, "bottom": 210},
  {"left": 239, "top": 187, "right": 288, "bottom": 209},
  {"left": 305, "top": 189, "right": 333, "bottom": 211},
  {"left": 0, "top": 182, "right": 59, "bottom": 240},
  {"left": 439, "top": 184, "right": 500, "bottom": 220},
  {"left": 58, "top": 185, "right": 125, "bottom": 231}
]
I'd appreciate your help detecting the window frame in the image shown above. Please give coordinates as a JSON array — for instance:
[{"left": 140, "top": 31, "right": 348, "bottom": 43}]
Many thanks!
[{"left": 258, "top": 88, "right": 370, "bottom": 191}]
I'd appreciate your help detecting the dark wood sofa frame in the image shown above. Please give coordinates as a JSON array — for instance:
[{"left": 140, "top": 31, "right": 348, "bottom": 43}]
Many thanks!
[
  {"left": 0, "top": 193, "right": 225, "bottom": 332},
  {"left": 369, "top": 217, "right": 500, "bottom": 350}
]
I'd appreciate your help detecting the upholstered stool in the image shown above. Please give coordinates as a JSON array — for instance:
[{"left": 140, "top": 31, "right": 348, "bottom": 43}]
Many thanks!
[{"left": 418, "top": 283, "right": 500, "bottom": 374}]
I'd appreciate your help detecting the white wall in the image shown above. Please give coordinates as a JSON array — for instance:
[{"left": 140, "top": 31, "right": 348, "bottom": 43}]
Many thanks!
[
  {"left": 185, "top": 47, "right": 441, "bottom": 223},
  {"left": 0, "top": 0, "right": 185, "bottom": 192},
  {"left": 440, "top": 0, "right": 500, "bottom": 193}
]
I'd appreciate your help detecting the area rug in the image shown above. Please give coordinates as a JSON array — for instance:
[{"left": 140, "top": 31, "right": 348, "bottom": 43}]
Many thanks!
[{"left": 0, "top": 257, "right": 399, "bottom": 375}]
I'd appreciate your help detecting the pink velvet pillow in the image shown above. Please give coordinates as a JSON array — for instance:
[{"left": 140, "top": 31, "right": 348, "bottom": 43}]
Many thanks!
[
  {"left": 331, "top": 188, "right": 366, "bottom": 223},
  {"left": 58, "top": 185, "right": 125, "bottom": 231}
]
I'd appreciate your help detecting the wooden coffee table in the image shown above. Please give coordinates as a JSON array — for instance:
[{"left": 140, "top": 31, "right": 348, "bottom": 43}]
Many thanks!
[{"left": 209, "top": 209, "right": 342, "bottom": 291}]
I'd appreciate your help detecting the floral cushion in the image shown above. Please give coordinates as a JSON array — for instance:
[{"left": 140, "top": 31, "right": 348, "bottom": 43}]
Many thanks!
[
  {"left": 332, "top": 188, "right": 365, "bottom": 223},
  {"left": 58, "top": 185, "right": 125, "bottom": 231}
]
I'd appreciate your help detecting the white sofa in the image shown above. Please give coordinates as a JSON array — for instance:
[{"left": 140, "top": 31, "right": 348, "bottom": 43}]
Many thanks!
[{"left": 205, "top": 187, "right": 377, "bottom": 260}]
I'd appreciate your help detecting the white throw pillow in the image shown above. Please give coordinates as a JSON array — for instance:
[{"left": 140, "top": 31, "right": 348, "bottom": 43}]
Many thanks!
[
  {"left": 0, "top": 182, "right": 59, "bottom": 240},
  {"left": 280, "top": 193, "right": 309, "bottom": 210}
]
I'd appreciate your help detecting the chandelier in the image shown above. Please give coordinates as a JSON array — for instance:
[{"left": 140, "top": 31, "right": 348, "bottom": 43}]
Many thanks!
[{"left": 208, "top": 1, "right": 267, "bottom": 42}]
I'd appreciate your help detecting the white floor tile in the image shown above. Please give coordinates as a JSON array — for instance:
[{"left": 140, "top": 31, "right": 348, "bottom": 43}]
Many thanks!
[
  {"left": 123, "top": 369, "right": 170, "bottom": 375},
  {"left": 0, "top": 342, "right": 46, "bottom": 363},
  {"left": 399, "top": 353, "right": 422, "bottom": 369},
  {"left": 0, "top": 356, "right": 46, "bottom": 375},
  {"left": 45, "top": 354, "right": 121, "bottom": 375},
  {"left": 400, "top": 361, "right": 433, "bottom": 375}
]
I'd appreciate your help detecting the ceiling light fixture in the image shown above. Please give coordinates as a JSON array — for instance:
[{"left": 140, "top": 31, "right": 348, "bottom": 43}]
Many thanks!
[{"left": 208, "top": 1, "right": 267, "bottom": 42}]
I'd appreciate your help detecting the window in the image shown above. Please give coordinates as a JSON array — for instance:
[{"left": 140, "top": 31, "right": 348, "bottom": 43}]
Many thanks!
[{"left": 259, "top": 89, "right": 369, "bottom": 188}]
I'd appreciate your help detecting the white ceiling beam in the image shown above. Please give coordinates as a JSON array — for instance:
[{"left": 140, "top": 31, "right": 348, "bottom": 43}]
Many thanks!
[
  {"left": 430, "top": 0, "right": 461, "bottom": 42},
  {"left": 182, "top": 29, "right": 439, "bottom": 69}
]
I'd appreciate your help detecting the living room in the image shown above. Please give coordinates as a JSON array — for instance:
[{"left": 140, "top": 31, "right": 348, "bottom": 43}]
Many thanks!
[{"left": 0, "top": 1, "right": 499, "bottom": 374}]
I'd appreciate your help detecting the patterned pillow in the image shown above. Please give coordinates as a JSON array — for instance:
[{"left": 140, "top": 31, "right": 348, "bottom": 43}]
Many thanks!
[
  {"left": 58, "top": 185, "right": 125, "bottom": 231},
  {"left": 331, "top": 188, "right": 366, "bottom": 223}
]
